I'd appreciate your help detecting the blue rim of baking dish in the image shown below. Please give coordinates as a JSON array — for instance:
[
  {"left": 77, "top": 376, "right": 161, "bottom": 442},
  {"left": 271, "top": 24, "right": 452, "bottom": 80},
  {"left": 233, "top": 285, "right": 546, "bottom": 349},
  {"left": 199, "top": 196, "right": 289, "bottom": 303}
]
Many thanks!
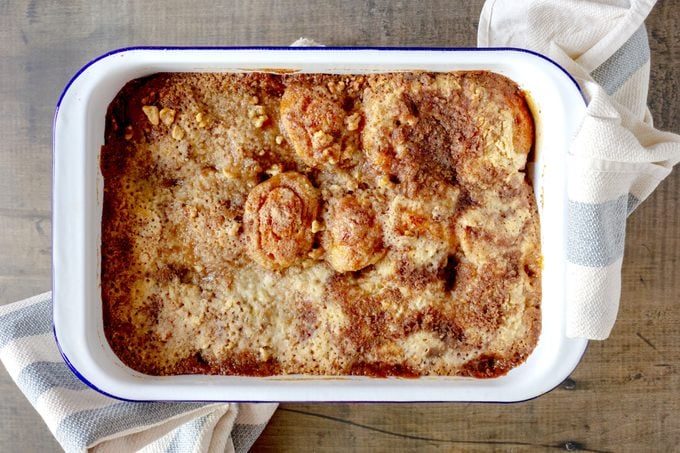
[
  {"left": 54, "top": 46, "right": 587, "bottom": 109},
  {"left": 52, "top": 46, "right": 588, "bottom": 403}
]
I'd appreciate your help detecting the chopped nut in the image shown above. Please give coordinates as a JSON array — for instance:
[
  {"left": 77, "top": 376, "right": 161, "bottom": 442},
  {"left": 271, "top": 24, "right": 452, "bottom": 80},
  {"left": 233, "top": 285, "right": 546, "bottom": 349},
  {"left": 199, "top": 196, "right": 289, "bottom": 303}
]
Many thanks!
[
  {"left": 265, "top": 164, "right": 282, "bottom": 176},
  {"left": 275, "top": 135, "right": 284, "bottom": 145},
  {"left": 171, "top": 125, "right": 185, "bottom": 140},
  {"left": 195, "top": 112, "right": 210, "bottom": 128},
  {"left": 377, "top": 175, "right": 390, "bottom": 187},
  {"left": 259, "top": 347, "right": 270, "bottom": 361},
  {"left": 327, "top": 80, "right": 346, "bottom": 94},
  {"left": 312, "top": 130, "right": 334, "bottom": 149},
  {"left": 222, "top": 167, "right": 236, "bottom": 179},
  {"left": 311, "top": 220, "right": 325, "bottom": 233},
  {"left": 142, "top": 105, "right": 159, "bottom": 126},
  {"left": 193, "top": 264, "right": 204, "bottom": 273},
  {"left": 345, "top": 112, "right": 361, "bottom": 131},
  {"left": 249, "top": 95, "right": 259, "bottom": 105},
  {"left": 248, "top": 105, "right": 266, "bottom": 118},
  {"left": 253, "top": 115, "right": 268, "bottom": 128},
  {"left": 124, "top": 125, "right": 133, "bottom": 140},
  {"left": 159, "top": 107, "right": 176, "bottom": 126}
]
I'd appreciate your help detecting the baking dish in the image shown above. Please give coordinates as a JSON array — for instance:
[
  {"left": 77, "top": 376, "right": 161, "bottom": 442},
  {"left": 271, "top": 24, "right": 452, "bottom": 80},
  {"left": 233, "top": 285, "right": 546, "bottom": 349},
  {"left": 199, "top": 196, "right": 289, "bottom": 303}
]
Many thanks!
[{"left": 53, "top": 47, "right": 587, "bottom": 402}]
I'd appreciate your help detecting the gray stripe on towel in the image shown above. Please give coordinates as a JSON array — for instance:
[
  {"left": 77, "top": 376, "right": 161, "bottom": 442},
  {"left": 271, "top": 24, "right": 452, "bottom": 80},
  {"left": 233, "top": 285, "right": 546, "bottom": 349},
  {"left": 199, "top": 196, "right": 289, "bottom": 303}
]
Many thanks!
[
  {"left": 0, "top": 298, "right": 52, "bottom": 349},
  {"left": 591, "top": 25, "right": 650, "bottom": 95},
  {"left": 56, "top": 401, "right": 206, "bottom": 451},
  {"left": 627, "top": 193, "right": 641, "bottom": 215},
  {"left": 165, "top": 413, "right": 211, "bottom": 453},
  {"left": 17, "top": 361, "right": 88, "bottom": 404},
  {"left": 232, "top": 422, "right": 270, "bottom": 452},
  {"left": 567, "top": 194, "right": 634, "bottom": 267}
]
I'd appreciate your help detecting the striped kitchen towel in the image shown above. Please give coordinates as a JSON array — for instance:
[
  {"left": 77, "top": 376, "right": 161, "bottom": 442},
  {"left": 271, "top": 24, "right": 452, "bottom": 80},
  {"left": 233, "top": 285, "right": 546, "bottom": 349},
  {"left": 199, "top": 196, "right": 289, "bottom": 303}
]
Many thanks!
[
  {"left": 0, "top": 292, "right": 277, "bottom": 453},
  {"left": 479, "top": 0, "right": 680, "bottom": 339}
]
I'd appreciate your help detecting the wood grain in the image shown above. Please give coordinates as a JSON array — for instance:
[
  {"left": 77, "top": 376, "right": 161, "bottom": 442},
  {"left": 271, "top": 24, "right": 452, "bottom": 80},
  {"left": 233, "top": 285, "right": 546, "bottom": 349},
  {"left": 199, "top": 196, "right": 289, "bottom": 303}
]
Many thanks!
[{"left": 0, "top": 1, "right": 678, "bottom": 452}]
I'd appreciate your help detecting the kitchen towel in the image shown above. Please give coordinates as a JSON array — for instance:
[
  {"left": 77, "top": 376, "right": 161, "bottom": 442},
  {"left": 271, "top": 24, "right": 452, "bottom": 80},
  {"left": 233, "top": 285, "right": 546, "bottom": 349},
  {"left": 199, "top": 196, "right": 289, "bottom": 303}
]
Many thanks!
[
  {"left": 479, "top": 0, "right": 680, "bottom": 339},
  {"left": 0, "top": 292, "right": 277, "bottom": 453}
]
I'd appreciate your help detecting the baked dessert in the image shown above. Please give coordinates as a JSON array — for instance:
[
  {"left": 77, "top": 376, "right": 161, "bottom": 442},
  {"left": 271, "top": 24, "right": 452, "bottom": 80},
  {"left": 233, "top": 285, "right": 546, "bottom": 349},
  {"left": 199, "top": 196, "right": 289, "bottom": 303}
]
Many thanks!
[{"left": 101, "top": 71, "right": 540, "bottom": 378}]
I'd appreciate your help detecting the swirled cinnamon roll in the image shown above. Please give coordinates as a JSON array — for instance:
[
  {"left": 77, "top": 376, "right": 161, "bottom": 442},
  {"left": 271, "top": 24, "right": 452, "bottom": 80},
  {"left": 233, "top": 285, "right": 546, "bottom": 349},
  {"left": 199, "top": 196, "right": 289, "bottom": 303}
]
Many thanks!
[
  {"left": 280, "top": 76, "right": 363, "bottom": 168},
  {"left": 244, "top": 171, "right": 320, "bottom": 269},
  {"left": 323, "top": 192, "right": 385, "bottom": 273}
]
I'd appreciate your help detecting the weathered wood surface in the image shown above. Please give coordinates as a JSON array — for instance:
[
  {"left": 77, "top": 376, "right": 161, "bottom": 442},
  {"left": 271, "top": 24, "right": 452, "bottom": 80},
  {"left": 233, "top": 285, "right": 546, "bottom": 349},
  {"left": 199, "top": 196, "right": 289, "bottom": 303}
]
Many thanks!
[{"left": 0, "top": 1, "right": 678, "bottom": 451}]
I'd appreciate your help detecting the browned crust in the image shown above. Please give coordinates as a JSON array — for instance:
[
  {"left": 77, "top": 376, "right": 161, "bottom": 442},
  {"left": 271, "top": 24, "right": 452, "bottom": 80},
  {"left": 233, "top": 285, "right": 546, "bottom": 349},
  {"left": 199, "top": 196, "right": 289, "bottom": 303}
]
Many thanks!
[{"left": 101, "top": 71, "right": 540, "bottom": 378}]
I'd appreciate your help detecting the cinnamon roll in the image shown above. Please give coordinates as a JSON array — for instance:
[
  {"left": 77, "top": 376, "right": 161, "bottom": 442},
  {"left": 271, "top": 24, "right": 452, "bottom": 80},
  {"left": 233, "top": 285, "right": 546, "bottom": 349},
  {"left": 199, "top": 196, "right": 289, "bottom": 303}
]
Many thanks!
[
  {"left": 323, "top": 192, "right": 385, "bottom": 273},
  {"left": 244, "top": 171, "right": 320, "bottom": 269},
  {"left": 280, "top": 76, "right": 363, "bottom": 168}
]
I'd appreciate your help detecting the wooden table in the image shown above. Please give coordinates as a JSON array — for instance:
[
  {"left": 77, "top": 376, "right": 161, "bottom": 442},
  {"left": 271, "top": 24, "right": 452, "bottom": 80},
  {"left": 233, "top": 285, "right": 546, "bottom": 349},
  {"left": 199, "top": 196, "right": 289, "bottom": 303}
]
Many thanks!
[{"left": 1, "top": 1, "right": 678, "bottom": 451}]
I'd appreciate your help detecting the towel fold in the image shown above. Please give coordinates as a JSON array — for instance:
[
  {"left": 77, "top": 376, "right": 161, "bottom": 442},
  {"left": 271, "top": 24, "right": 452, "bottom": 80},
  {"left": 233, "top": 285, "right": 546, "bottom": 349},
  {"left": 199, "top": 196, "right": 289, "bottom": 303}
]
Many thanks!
[
  {"left": 479, "top": 0, "right": 680, "bottom": 339},
  {"left": 0, "top": 292, "right": 277, "bottom": 453}
]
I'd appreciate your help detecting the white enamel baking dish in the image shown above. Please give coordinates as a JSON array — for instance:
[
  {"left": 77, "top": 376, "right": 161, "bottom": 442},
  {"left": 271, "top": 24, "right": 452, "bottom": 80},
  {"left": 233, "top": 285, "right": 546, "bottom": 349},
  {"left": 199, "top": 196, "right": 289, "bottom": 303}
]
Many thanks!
[{"left": 53, "top": 47, "right": 587, "bottom": 402}]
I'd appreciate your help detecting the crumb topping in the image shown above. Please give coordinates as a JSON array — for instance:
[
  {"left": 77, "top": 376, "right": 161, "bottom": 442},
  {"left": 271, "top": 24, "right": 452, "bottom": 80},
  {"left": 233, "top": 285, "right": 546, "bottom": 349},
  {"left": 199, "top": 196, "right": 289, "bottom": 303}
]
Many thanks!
[{"left": 101, "top": 71, "right": 540, "bottom": 377}]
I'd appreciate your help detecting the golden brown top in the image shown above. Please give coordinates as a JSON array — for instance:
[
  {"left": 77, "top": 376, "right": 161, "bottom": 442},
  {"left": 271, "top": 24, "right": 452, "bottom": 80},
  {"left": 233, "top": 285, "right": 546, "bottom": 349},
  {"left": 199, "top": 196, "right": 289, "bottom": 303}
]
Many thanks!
[
  {"left": 101, "top": 71, "right": 540, "bottom": 378},
  {"left": 323, "top": 191, "right": 386, "bottom": 273}
]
